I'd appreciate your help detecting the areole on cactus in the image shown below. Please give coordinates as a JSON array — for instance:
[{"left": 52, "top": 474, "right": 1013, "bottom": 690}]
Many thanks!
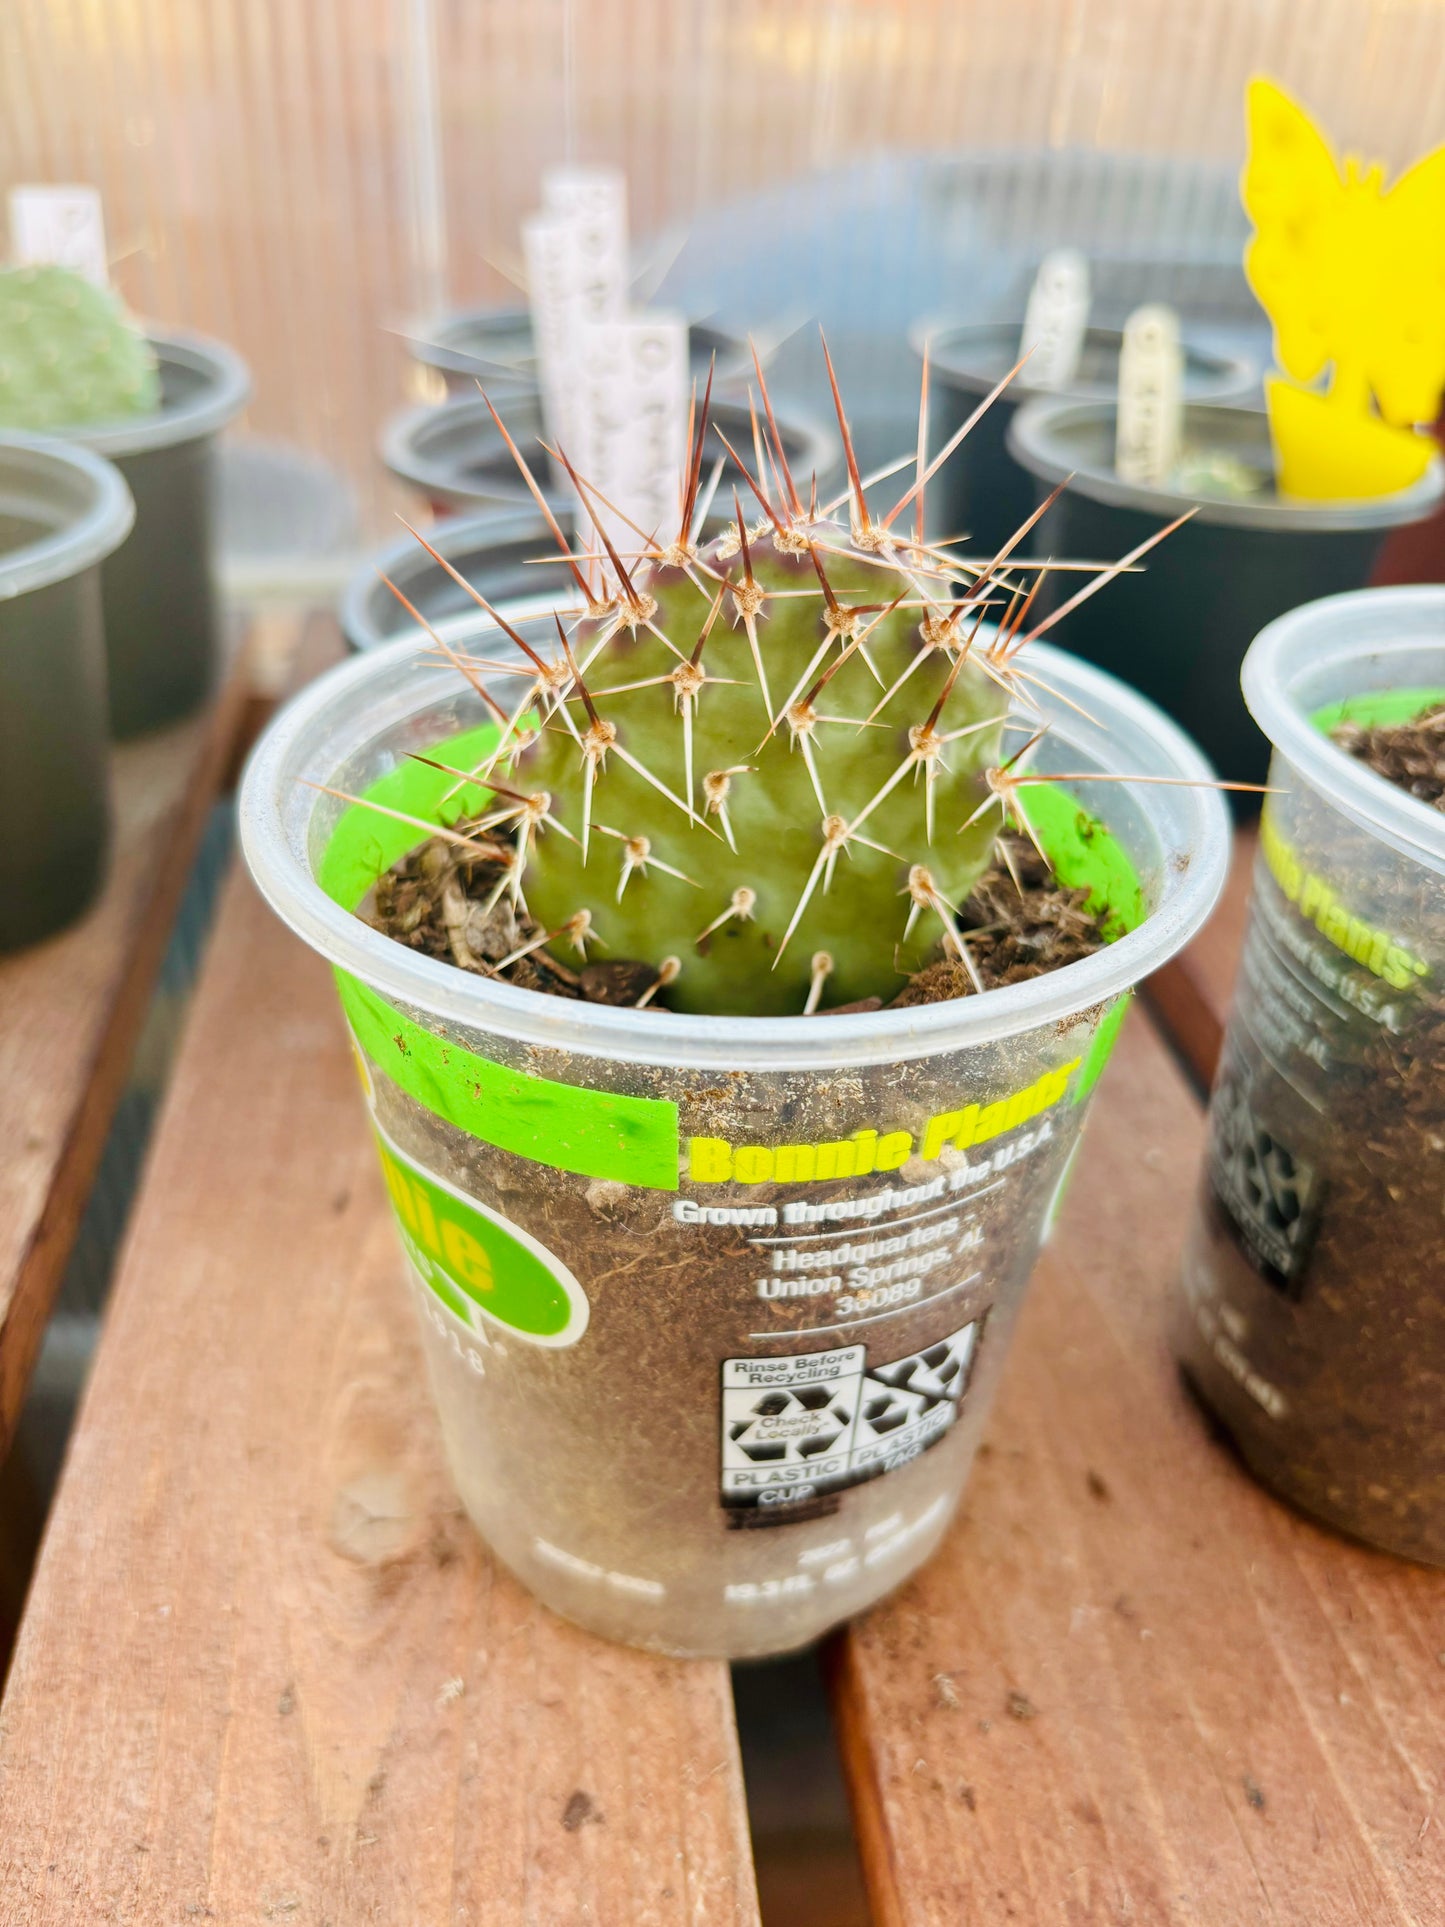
[{"left": 381, "top": 340, "right": 1182, "bottom": 1018}]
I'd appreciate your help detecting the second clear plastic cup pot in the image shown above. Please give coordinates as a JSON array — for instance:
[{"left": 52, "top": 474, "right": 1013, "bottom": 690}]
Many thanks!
[
  {"left": 0, "top": 433, "right": 134, "bottom": 950},
  {"left": 241, "top": 626, "right": 1227, "bottom": 1657},
  {"left": 1174, "top": 586, "right": 1445, "bottom": 1564}
]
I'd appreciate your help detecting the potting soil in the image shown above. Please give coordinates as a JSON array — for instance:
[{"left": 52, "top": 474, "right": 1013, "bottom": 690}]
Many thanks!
[{"left": 369, "top": 829, "right": 1107, "bottom": 1008}]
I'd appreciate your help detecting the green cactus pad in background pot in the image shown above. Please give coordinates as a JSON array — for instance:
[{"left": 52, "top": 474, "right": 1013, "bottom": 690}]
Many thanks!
[
  {"left": 0, "top": 265, "right": 160, "bottom": 432},
  {"left": 0, "top": 265, "right": 250, "bottom": 737}
]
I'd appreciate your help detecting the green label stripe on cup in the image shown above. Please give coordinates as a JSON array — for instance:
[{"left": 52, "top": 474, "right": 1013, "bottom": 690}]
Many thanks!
[
  {"left": 1071, "top": 991, "right": 1132, "bottom": 1106},
  {"left": 318, "top": 718, "right": 680, "bottom": 1190},
  {"left": 1310, "top": 686, "right": 1445, "bottom": 735},
  {"left": 339, "top": 969, "right": 680, "bottom": 1190},
  {"left": 317, "top": 720, "right": 514, "bottom": 914},
  {"left": 321, "top": 735, "right": 1144, "bottom": 1189},
  {"left": 373, "top": 1121, "right": 589, "bottom": 1345},
  {"left": 1026, "top": 783, "right": 1146, "bottom": 941},
  {"left": 1025, "top": 783, "right": 1142, "bottom": 1110}
]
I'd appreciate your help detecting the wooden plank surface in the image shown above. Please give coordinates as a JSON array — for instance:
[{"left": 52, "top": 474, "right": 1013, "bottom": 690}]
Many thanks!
[
  {"left": 0, "top": 867, "right": 760, "bottom": 1926},
  {"left": 1142, "top": 827, "right": 1257, "bottom": 1091},
  {"left": 0, "top": 656, "right": 252, "bottom": 1461},
  {"left": 829, "top": 1006, "right": 1445, "bottom": 1927}
]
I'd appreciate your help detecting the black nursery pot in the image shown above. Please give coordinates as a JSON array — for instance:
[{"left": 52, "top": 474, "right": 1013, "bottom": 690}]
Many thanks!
[
  {"left": 341, "top": 500, "right": 765, "bottom": 653},
  {"left": 380, "top": 388, "right": 840, "bottom": 520},
  {"left": 64, "top": 331, "right": 250, "bottom": 739},
  {"left": 913, "top": 320, "right": 1254, "bottom": 563},
  {"left": 1006, "top": 399, "right": 1445, "bottom": 791},
  {"left": 0, "top": 435, "right": 134, "bottom": 951},
  {"left": 403, "top": 304, "right": 752, "bottom": 398},
  {"left": 340, "top": 507, "right": 580, "bottom": 651}
]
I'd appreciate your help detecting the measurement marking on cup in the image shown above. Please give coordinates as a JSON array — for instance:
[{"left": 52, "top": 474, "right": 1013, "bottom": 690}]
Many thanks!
[
  {"left": 747, "top": 1271, "right": 983, "bottom": 1340},
  {"left": 747, "top": 1185, "right": 1005, "bottom": 1245}
]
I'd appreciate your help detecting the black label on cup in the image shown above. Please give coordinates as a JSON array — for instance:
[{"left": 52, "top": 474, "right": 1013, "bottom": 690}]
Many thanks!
[{"left": 1207, "top": 1065, "right": 1325, "bottom": 1298}]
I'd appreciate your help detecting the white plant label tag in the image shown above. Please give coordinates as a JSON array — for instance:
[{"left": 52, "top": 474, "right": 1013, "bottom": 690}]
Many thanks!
[
  {"left": 9, "top": 184, "right": 109, "bottom": 286},
  {"left": 574, "top": 315, "right": 688, "bottom": 564},
  {"left": 1115, "top": 302, "right": 1183, "bottom": 487},
  {"left": 522, "top": 211, "right": 585, "bottom": 456},
  {"left": 524, "top": 173, "right": 628, "bottom": 485},
  {"left": 1019, "top": 248, "right": 1090, "bottom": 389},
  {"left": 542, "top": 165, "right": 629, "bottom": 296}
]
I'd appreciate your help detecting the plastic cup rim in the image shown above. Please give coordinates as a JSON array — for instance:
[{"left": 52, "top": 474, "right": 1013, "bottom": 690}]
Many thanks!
[
  {"left": 1241, "top": 583, "right": 1445, "bottom": 870},
  {"left": 239, "top": 624, "right": 1230, "bottom": 1073},
  {"left": 0, "top": 430, "right": 136, "bottom": 597}
]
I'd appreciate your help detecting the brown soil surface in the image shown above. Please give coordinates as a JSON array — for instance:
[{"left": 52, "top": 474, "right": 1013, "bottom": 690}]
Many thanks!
[
  {"left": 368, "top": 831, "right": 1108, "bottom": 1012},
  {"left": 1332, "top": 700, "right": 1445, "bottom": 811}
]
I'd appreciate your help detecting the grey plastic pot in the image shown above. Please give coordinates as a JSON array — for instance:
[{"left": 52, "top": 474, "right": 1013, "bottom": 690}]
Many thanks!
[
  {"left": 1006, "top": 398, "right": 1444, "bottom": 791},
  {"left": 403, "top": 304, "right": 752, "bottom": 397},
  {"left": 57, "top": 330, "right": 250, "bottom": 739},
  {"left": 0, "top": 434, "right": 135, "bottom": 950},
  {"left": 381, "top": 387, "right": 840, "bottom": 520},
  {"left": 343, "top": 506, "right": 598, "bottom": 651},
  {"left": 912, "top": 319, "right": 1256, "bottom": 563}
]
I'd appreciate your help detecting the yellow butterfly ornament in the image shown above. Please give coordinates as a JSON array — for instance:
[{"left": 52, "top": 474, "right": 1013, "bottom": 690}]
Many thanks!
[{"left": 1243, "top": 76, "right": 1445, "bottom": 499}]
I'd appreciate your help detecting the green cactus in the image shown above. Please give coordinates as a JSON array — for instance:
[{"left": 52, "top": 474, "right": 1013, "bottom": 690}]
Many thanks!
[
  {"left": 406, "top": 348, "right": 1169, "bottom": 1017},
  {"left": 0, "top": 264, "right": 160, "bottom": 431}
]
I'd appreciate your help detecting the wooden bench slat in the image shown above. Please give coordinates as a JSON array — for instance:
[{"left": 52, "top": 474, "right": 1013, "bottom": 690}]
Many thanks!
[
  {"left": 829, "top": 1007, "right": 1445, "bottom": 1927},
  {"left": 0, "top": 658, "right": 253, "bottom": 1461},
  {"left": 0, "top": 869, "right": 760, "bottom": 1924}
]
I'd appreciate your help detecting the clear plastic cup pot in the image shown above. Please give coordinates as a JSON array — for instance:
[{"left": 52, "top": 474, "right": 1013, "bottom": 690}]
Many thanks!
[
  {"left": 1174, "top": 586, "right": 1445, "bottom": 1564},
  {"left": 241, "top": 624, "right": 1228, "bottom": 1657}
]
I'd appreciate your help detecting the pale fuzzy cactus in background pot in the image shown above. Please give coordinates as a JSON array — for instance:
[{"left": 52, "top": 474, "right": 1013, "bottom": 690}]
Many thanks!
[
  {"left": 400, "top": 345, "right": 1176, "bottom": 1017},
  {"left": 0, "top": 263, "right": 160, "bottom": 431}
]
